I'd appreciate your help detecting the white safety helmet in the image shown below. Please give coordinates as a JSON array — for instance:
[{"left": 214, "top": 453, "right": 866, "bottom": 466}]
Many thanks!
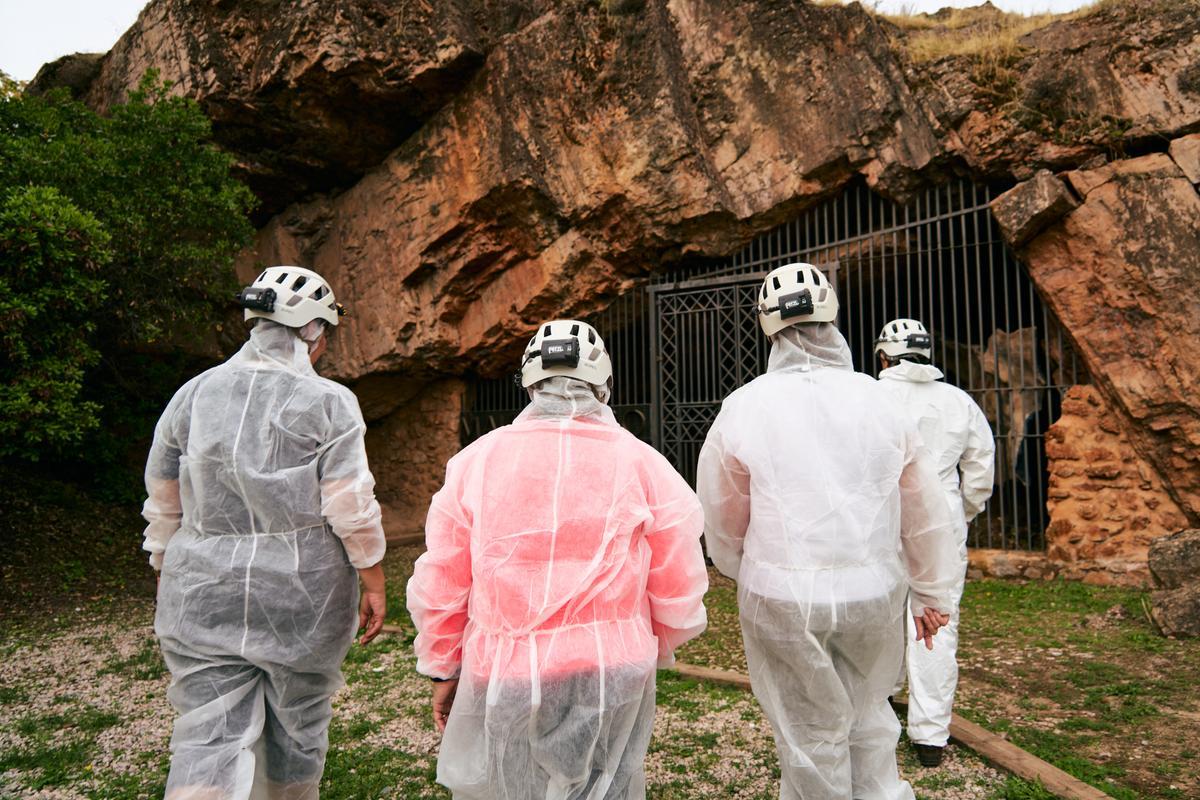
[
  {"left": 519, "top": 319, "right": 613, "bottom": 389},
  {"left": 874, "top": 318, "right": 933, "bottom": 361},
  {"left": 237, "top": 265, "right": 344, "bottom": 328},
  {"left": 756, "top": 263, "right": 839, "bottom": 336}
]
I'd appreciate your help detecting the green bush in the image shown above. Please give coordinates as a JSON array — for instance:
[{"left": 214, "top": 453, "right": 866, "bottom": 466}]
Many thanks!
[
  {"left": 0, "top": 71, "right": 255, "bottom": 469},
  {"left": 0, "top": 71, "right": 256, "bottom": 346},
  {"left": 0, "top": 187, "right": 110, "bottom": 456}
]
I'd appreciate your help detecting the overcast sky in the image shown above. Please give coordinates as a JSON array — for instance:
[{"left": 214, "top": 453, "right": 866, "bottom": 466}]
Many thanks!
[{"left": 2, "top": 0, "right": 1095, "bottom": 83}]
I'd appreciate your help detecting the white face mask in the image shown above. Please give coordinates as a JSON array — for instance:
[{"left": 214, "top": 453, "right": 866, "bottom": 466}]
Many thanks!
[{"left": 298, "top": 320, "right": 327, "bottom": 351}]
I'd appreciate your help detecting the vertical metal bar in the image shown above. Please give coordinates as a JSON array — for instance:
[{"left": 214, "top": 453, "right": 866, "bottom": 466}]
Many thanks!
[
  {"left": 648, "top": 287, "right": 662, "bottom": 451},
  {"left": 867, "top": 187, "right": 876, "bottom": 374},
  {"left": 1021, "top": 266, "right": 1038, "bottom": 550}
]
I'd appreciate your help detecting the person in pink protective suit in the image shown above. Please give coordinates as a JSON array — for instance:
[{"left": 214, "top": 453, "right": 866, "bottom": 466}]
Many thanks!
[{"left": 407, "top": 319, "right": 709, "bottom": 800}]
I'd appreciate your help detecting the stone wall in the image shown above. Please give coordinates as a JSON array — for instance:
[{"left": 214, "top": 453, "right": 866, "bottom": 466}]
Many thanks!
[
  {"left": 969, "top": 385, "right": 1188, "bottom": 587},
  {"left": 1043, "top": 386, "right": 1187, "bottom": 585}
]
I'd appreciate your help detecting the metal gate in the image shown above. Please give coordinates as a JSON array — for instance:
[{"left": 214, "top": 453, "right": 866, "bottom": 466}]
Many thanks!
[
  {"left": 648, "top": 275, "right": 772, "bottom": 487},
  {"left": 461, "top": 179, "right": 1087, "bottom": 551}
]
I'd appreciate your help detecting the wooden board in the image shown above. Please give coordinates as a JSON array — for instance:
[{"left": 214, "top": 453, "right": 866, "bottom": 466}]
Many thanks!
[
  {"left": 385, "top": 532, "right": 426, "bottom": 546},
  {"left": 674, "top": 662, "right": 752, "bottom": 690}
]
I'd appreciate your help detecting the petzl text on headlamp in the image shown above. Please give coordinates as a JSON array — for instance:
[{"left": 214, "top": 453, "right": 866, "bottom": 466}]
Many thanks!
[{"left": 540, "top": 338, "right": 580, "bottom": 368}]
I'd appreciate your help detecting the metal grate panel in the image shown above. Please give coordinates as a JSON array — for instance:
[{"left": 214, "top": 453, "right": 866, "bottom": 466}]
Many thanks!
[{"left": 462, "top": 179, "right": 1088, "bottom": 551}]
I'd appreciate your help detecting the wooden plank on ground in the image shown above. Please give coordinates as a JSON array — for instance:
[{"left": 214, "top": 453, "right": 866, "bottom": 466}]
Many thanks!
[
  {"left": 945, "top": 709, "right": 1111, "bottom": 800},
  {"left": 385, "top": 533, "right": 426, "bottom": 546},
  {"left": 675, "top": 662, "right": 1111, "bottom": 800},
  {"left": 674, "top": 662, "right": 752, "bottom": 690}
]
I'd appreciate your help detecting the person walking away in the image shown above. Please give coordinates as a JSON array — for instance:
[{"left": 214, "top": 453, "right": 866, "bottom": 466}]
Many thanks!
[
  {"left": 697, "top": 263, "right": 961, "bottom": 800},
  {"left": 874, "top": 318, "right": 995, "bottom": 767},
  {"left": 408, "top": 319, "right": 709, "bottom": 800},
  {"left": 142, "top": 266, "right": 388, "bottom": 800}
]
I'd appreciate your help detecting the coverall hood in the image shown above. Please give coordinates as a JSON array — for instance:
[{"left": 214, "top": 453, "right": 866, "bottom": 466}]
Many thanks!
[
  {"left": 244, "top": 319, "right": 319, "bottom": 374},
  {"left": 767, "top": 323, "right": 855, "bottom": 373},
  {"left": 880, "top": 360, "right": 945, "bottom": 383},
  {"left": 520, "top": 375, "right": 616, "bottom": 424}
]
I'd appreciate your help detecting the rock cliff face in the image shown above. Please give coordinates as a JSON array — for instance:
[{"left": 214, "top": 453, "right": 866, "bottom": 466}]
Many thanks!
[
  {"left": 999, "top": 149, "right": 1200, "bottom": 522},
  {"left": 40, "top": 0, "right": 1200, "bottom": 542},
  {"left": 77, "top": 0, "right": 554, "bottom": 219},
  {"left": 244, "top": 0, "right": 955, "bottom": 389}
]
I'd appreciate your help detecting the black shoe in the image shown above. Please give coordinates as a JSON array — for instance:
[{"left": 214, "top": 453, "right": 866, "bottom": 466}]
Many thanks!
[{"left": 913, "top": 743, "right": 944, "bottom": 767}]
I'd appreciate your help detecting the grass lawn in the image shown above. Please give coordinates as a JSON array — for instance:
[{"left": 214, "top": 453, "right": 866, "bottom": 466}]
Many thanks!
[{"left": 954, "top": 580, "right": 1200, "bottom": 800}]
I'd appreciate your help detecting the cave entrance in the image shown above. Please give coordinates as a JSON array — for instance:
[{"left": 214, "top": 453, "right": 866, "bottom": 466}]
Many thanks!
[{"left": 462, "top": 179, "right": 1087, "bottom": 551}]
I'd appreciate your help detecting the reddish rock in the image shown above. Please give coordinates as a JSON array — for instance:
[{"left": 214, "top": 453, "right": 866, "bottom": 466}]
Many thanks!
[
  {"left": 1018, "top": 157, "right": 1200, "bottom": 522},
  {"left": 72, "top": 0, "right": 552, "bottom": 218},
  {"left": 1084, "top": 464, "right": 1123, "bottom": 480},
  {"left": 27, "top": 52, "right": 104, "bottom": 98},
  {"left": 365, "top": 379, "right": 465, "bottom": 539},
  {"left": 26, "top": 0, "right": 1200, "bottom": 552},
  {"left": 1168, "top": 133, "right": 1200, "bottom": 183},
  {"left": 1042, "top": 386, "right": 1187, "bottom": 586},
  {"left": 990, "top": 170, "right": 1079, "bottom": 246},
  {"left": 238, "top": 0, "right": 957, "bottom": 385}
]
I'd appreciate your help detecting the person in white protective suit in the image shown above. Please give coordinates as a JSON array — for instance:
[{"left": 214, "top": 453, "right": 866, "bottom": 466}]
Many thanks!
[
  {"left": 142, "top": 265, "right": 388, "bottom": 800},
  {"left": 697, "top": 264, "right": 962, "bottom": 800},
  {"left": 874, "top": 318, "right": 995, "bottom": 767},
  {"left": 407, "top": 319, "right": 709, "bottom": 800}
]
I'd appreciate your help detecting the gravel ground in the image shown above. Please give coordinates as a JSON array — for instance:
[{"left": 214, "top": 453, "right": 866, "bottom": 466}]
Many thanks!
[{"left": 1, "top": 599, "right": 1008, "bottom": 800}]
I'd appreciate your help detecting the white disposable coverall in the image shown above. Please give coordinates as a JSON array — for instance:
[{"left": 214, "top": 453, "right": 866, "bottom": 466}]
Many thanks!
[
  {"left": 697, "top": 324, "right": 961, "bottom": 800},
  {"left": 878, "top": 360, "right": 995, "bottom": 747},
  {"left": 142, "top": 320, "right": 387, "bottom": 800},
  {"left": 407, "top": 377, "right": 709, "bottom": 800}
]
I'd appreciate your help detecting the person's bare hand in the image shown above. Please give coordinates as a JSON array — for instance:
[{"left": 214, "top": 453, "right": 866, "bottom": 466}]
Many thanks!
[
  {"left": 432, "top": 679, "right": 459, "bottom": 733},
  {"left": 913, "top": 608, "right": 951, "bottom": 650},
  {"left": 358, "top": 590, "right": 386, "bottom": 645}
]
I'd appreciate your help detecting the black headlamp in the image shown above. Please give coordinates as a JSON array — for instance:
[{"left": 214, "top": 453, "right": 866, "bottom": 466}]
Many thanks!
[
  {"left": 540, "top": 338, "right": 580, "bottom": 368},
  {"left": 906, "top": 333, "right": 931, "bottom": 349},
  {"left": 236, "top": 286, "right": 276, "bottom": 312},
  {"left": 776, "top": 288, "right": 814, "bottom": 320}
]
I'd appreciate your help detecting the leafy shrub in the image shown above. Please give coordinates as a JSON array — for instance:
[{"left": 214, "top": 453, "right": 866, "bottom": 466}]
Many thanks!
[
  {"left": 0, "top": 71, "right": 256, "bottom": 347},
  {"left": 0, "top": 187, "right": 110, "bottom": 456},
  {"left": 0, "top": 72, "right": 255, "bottom": 469}
]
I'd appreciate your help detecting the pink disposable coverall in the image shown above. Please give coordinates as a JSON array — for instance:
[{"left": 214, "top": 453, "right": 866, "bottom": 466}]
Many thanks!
[{"left": 408, "top": 377, "right": 708, "bottom": 800}]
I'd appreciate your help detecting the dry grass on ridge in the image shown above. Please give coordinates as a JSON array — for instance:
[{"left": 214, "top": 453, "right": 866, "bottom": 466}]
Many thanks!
[{"left": 854, "top": 0, "right": 1200, "bottom": 65}]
